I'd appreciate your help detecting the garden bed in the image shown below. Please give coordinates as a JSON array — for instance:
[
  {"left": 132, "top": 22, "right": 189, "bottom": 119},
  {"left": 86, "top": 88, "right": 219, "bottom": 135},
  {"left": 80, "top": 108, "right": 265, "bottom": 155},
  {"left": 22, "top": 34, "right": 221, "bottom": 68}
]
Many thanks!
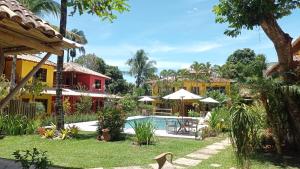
[{"left": 0, "top": 132, "right": 226, "bottom": 168}]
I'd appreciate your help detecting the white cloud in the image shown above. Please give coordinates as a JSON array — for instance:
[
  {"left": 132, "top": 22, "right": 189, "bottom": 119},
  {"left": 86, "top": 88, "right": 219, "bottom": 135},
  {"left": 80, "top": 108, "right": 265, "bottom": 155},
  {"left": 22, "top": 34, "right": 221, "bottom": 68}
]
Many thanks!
[{"left": 86, "top": 40, "right": 222, "bottom": 59}]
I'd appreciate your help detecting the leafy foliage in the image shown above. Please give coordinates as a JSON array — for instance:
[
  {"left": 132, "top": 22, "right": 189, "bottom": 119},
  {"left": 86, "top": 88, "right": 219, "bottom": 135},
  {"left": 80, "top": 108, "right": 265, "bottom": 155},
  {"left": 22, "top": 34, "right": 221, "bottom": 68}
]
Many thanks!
[
  {"left": 13, "top": 148, "right": 51, "bottom": 169},
  {"left": 0, "top": 115, "right": 40, "bottom": 135},
  {"left": 98, "top": 107, "right": 126, "bottom": 141},
  {"left": 118, "top": 94, "right": 138, "bottom": 115},
  {"left": 213, "top": 0, "right": 300, "bottom": 37},
  {"left": 18, "top": 0, "right": 60, "bottom": 18},
  {"left": 75, "top": 95, "right": 92, "bottom": 114},
  {"left": 127, "top": 49, "right": 157, "bottom": 87},
  {"left": 131, "top": 120, "right": 156, "bottom": 145},
  {"left": 230, "top": 104, "right": 261, "bottom": 168},
  {"left": 68, "top": 0, "right": 130, "bottom": 22},
  {"left": 0, "top": 75, "right": 10, "bottom": 100},
  {"left": 220, "top": 48, "right": 266, "bottom": 82}
]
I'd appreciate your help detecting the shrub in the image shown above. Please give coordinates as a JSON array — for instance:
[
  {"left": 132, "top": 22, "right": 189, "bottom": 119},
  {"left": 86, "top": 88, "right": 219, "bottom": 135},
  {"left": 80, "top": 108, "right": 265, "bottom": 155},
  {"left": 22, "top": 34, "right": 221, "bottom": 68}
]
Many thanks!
[
  {"left": 187, "top": 110, "right": 199, "bottom": 117},
  {"left": 131, "top": 120, "right": 156, "bottom": 145},
  {"left": 98, "top": 107, "right": 126, "bottom": 141},
  {"left": 201, "top": 126, "right": 218, "bottom": 139},
  {"left": 13, "top": 148, "right": 51, "bottom": 169},
  {"left": 0, "top": 115, "right": 40, "bottom": 135},
  {"left": 209, "top": 107, "right": 231, "bottom": 132},
  {"left": 119, "top": 94, "right": 138, "bottom": 115},
  {"left": 39, "top": 124, "right": 79, "bottom": 140},
  {"left": 75, "top": 96, "right": 92, "bottom": 114},
  {"left": 35, "top": 102, "right": 46, "bottom": 117},
  {"left": 63, "top": 97, "right": 72, "bottom": 115}
]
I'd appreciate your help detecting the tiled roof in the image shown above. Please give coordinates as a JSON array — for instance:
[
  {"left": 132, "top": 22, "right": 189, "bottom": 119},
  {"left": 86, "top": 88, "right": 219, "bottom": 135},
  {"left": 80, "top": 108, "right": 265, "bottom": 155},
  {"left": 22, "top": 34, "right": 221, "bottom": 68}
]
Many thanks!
[
  {"left": 6, "top": 54, "right": 56, "bottom": 66},
  {"left": 0, "top": 0, "right": 62, "bottom": 39},
  {"left": 63, "top": 62, "right": 111, "bottom": 79}
]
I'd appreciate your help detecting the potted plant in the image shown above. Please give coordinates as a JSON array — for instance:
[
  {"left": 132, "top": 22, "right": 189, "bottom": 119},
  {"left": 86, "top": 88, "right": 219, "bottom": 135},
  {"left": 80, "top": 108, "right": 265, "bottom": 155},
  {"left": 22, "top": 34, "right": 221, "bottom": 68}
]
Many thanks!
[{"left": 101, "top": 128, "right": 111, "bottom": 141}]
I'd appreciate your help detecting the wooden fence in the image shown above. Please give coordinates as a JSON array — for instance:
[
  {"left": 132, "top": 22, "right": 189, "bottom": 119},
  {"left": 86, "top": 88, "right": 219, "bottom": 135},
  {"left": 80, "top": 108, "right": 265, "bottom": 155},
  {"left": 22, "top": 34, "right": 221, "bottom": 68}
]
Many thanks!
[{"left": 0, "top": 100, "right": 36, "bottom": 119}]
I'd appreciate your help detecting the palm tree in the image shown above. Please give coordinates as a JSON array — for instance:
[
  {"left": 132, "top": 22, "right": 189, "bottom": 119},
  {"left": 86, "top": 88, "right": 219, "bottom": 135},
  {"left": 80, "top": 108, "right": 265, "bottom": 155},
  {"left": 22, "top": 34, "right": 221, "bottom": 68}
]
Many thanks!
[
  {"left": 126, "top": 50, "right": 157, "bottom": 87},
  {"left": 66, "top": 29, "right": 88, "bottom": 62},
  {"left": 17, "top": 0, "right": 60, "bottom": 18}
]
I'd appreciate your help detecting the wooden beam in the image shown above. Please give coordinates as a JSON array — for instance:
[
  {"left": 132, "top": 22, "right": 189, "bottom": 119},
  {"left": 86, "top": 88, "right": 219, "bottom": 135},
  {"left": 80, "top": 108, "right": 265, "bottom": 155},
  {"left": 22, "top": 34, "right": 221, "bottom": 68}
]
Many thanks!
[
  {"left": 3, "top": 46, "right": 37, "bottom": 55},
  {"left": 0, "top": 53, "right": 52, "bottom": 109},
  {"left": 0, "top": 47, "right": 4, "bottom": 74},
  {"left": 0, "top": 28, "right": 63, "bottom": 55}
]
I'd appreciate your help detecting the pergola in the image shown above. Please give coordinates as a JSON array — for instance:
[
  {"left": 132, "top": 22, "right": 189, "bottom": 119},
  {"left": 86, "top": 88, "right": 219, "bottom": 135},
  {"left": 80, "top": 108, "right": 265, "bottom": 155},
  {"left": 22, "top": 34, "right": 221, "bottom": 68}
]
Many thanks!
[{"left": 0, "top": 0, "right": 79, "bottom": 109}]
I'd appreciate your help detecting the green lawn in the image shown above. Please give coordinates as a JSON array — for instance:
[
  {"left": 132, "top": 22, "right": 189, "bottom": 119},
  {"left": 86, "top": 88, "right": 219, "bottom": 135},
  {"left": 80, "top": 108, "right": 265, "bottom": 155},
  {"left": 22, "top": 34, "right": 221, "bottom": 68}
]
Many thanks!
[
  {"left": 190, "top": 147, "right": 300, "bottom": 169},
  {"left": 0, "top": 132, "right": 226, "bottom": 168}
]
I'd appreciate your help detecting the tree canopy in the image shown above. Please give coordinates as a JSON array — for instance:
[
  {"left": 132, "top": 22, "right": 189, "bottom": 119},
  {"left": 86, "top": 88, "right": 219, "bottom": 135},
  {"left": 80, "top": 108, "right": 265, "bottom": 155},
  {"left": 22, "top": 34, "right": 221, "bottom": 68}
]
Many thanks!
[
  {"left": 221, "top": 48, "right": 266, "bottom": 82},
  {"left": 213, "top": 0, "right": 300, "bottom": 37}
]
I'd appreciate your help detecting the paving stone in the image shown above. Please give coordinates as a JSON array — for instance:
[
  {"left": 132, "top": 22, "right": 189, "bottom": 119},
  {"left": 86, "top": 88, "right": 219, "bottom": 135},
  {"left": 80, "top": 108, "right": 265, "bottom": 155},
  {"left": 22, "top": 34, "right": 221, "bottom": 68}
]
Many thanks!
[
  {"left": 206, "top": 144, "right": 226, "bottom": 150},
  {"left": 89, "top": 168, "right": 104, "bottom": 169},
  {"left": 229, "top": 167, "right": 236, "bottom": 169},
  {"left": 149, "top": 163, "right": 184, "bottom": 169},
  {"left": 196, "top": 148, "right": 220, "bottom": 155},
  {"left": 186, "top": 152, "right": 211, "bottom": 160},
  {"left": 114, "top": 166, "right": 143, "bottom": 169},
  {"left": 173, "top": 158, "right": 201, "bottom": 167},
  {"left": 210, "top": 163, "right": 222, "bottom": 167}
]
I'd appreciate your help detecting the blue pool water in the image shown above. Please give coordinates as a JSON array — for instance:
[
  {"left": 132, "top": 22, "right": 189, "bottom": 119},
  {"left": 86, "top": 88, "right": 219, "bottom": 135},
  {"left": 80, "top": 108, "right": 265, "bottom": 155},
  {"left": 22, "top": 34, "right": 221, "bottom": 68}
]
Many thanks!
[{"left": 125, "top": 117, "right": 178, "bottom": 130}]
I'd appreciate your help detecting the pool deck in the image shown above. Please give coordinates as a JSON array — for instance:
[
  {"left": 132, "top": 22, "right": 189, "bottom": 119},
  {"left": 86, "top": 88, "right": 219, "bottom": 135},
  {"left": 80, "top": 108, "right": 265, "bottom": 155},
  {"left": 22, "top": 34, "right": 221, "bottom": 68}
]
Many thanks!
[{"left": 66, "top": 116, "right": 207, "bottom": 139}]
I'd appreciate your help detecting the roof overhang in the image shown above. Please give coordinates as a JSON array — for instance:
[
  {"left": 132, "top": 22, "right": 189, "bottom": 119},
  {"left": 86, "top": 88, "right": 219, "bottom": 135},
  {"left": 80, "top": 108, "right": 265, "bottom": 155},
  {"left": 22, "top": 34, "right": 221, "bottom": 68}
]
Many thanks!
[{"left": 0, "top": 1, "right": 80, "bottom": 55}]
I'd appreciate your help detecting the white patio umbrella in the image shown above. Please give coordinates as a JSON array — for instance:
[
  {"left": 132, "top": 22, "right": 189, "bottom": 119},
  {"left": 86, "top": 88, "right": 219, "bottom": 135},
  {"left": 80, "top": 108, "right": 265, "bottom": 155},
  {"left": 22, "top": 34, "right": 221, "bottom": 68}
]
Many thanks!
[
  {"left": 138, "top": 96, "right": 154, "bottom": 102},
  {"left": 163, "top": 89, "right": 203, "bottom": 100},
  {"left": 163, "top": 89, "right": 203, "bottom": 116},
  {"left": 200, "top": 97, "right": 219, "bottom": 104}
]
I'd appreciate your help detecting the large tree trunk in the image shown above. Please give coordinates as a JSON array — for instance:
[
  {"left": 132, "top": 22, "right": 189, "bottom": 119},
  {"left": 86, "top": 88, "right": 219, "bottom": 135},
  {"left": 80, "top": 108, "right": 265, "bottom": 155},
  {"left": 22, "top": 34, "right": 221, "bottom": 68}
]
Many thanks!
[
  {"left": 260, "top": 15, "right": 300, "bottom": 150},
  {"left": 260, "top": 15, "right": 294, "bottom": 81},
  {"left": 55, "top": 0, "right": 67, "bottom": 130},
  {"left": 0, "top": 48, "right": 5, "bottom": 75}
]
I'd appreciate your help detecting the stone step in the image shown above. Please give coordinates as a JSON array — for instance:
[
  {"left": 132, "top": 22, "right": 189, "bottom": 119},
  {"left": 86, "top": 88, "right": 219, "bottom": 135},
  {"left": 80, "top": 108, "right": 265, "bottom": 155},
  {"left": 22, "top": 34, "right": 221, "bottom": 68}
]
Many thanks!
[
  {"left": 114, "top": 166, "right": 143, "bottom": 169},
  {"left": 186, "top": 152, "right": 211, "bottom": 160},
  {"left": 196, "top": 148, "right": 220, "bottom": 155},
  {"left": 173, "top": 158, "right": 201, "bottom": 167}
]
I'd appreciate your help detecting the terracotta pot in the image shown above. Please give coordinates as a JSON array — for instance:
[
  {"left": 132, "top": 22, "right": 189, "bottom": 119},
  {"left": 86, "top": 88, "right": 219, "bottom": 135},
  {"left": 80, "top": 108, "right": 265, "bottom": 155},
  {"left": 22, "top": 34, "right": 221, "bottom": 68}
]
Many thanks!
[{"left": 101, "top": 128, "right": 111, "bottom": 141}]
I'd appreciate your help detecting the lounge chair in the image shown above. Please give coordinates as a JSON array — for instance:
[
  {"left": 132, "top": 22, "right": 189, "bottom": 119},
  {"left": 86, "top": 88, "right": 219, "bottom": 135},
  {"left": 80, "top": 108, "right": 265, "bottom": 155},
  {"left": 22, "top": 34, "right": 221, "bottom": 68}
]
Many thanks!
[{"left": 154, "top": 152, "right": 174, "bottom": 169}]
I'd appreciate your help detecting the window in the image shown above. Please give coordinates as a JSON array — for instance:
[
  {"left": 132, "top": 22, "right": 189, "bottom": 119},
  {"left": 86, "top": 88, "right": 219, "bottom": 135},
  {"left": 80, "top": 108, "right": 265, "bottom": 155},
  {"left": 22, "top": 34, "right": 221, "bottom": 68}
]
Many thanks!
[
  {"left": 191, "top": 86, "right": 200, "bottom": 94},
  {"left": 34, "top": 68, "right": 47, "bottom": 82},
  {"left": 95, "top": 80, "right": 101, "bottom": 89}
]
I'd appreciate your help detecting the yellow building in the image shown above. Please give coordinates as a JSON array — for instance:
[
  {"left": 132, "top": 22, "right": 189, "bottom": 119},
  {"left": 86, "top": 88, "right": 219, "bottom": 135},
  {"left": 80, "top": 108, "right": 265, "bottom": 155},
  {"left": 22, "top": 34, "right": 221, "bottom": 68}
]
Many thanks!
[
  {"left": 150, "top": 77, "right": 232, "bottom": 115},
  {"left": 4, "top": 55, "right": 56, "bottom": 114}
]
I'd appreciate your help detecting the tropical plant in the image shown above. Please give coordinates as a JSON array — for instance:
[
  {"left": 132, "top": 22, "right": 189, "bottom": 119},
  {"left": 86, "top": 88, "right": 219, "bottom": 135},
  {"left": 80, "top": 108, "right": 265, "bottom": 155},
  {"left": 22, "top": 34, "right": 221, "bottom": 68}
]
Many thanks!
[
  {"left": 75, "top": 95, "right": 92, "bottom": 114},
  {"left": 206, "top": 90, "right": 228, "bottom": 105},
  {"left": 18, "top": 0, "right": 60, "bottom": 18},
  {"left": 131, "top": 120, "right": 156, "bottom": 145},
  {"left": 98, "top": 107, "right": 126, "bottom": 141},
  {"left": 13, "top": 148, "right": 51, "bottom": 169},
  {"left": 230, "top": 104, "right": 259, "bottom": 169},
  {"left": 0, "top": 115, "right": 40, "bottom": 135},
  {"left": 63, "top": 97, "right": 72, "bottom": 115},
  {"left": 126, "top": 49, "right": 157, "bottom": 87},
  {"left": 66, "top": 29, "right": 88, "bottom": 62}
]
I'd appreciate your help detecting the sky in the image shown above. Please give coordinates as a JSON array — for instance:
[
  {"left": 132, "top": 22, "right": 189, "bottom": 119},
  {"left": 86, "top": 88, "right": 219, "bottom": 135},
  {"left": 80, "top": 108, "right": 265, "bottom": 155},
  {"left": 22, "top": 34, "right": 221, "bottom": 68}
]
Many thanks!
[{"left": 46, "top": 0, "right": 300, "bottom": 82}]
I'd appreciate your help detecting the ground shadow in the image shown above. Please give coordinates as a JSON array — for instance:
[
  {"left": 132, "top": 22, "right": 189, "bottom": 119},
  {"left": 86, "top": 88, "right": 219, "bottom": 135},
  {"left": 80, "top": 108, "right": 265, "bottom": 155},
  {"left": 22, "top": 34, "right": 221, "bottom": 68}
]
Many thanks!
[{"left": 251, "top": 152, "right": 300, "bottom": 168}]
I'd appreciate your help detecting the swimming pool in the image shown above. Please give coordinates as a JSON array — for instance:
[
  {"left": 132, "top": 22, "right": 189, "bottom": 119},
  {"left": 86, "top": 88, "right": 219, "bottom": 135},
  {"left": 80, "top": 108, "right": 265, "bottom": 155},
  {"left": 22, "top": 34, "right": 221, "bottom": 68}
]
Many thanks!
[{"left": 124, "top": 116, "right": 198, "bottom": 130}]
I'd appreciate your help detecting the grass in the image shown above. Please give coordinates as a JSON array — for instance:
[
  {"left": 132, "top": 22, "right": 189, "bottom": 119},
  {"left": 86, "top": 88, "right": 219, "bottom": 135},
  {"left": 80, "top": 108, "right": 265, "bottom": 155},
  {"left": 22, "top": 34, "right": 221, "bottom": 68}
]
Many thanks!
[
  {"left": 0, "top": 132, "right": 226, "bottom": 168},
  {"left": 190, "top": 147, "right": 300, "bottom": 169}
]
